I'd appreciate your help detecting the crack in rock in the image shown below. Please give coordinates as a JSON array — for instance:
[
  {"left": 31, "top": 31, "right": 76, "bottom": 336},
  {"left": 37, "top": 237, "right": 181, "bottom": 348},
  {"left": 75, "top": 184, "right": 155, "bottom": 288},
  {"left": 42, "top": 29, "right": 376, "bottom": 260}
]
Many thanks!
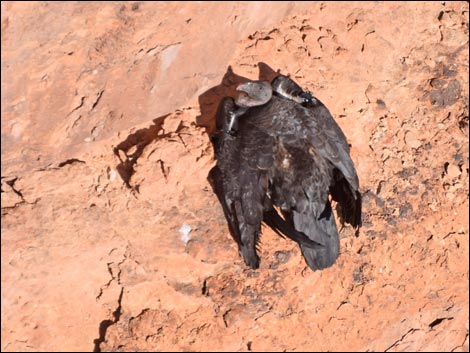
[
  {"left": 91, "top": 90, "right": 104, "bottom": 112},
  {"left": 93, "top": 248, "right": 129, "bottom": 351},
  {"left": 93, "top": 287, "right": 124, "bottom": 352},
  {"left": 384, "top": 328, "right": 420, "bottom": 352}
]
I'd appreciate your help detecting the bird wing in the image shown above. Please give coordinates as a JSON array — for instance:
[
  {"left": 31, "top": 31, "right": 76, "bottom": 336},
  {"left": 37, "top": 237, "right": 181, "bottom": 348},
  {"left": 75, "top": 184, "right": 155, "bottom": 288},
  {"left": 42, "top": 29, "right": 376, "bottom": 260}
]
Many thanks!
[
  {"left": 211, "top": 97, "right": 274, "bottom": 269},
  {"left": 299, "top": 101, "right": 359, "bottom": 191},
  {"left": 209, "top": 98, "right": 243, "bottom": 245},
  {"left": 295, "top": 99, "right": 362, "bottom": 229},
  {"left": 307, "top": 101, "right": 362, "bottom": 228}
]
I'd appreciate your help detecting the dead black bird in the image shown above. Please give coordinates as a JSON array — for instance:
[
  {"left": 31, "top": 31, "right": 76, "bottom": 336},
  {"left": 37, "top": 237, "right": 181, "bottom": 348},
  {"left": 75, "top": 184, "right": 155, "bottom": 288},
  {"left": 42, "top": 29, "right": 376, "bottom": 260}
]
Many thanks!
[
  {"left": 209, "top": 75, "right": 361, "bottom": 271},
  {"left": 209, "top": 82, "right": 323, "bottom": 269}
]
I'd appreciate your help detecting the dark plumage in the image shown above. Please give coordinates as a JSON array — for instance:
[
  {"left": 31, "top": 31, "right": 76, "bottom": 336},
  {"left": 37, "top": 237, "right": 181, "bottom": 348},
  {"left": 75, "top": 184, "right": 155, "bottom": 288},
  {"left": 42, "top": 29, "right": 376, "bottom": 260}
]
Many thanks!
[{"left": 209, "top": 75, "right": 361, "bottom": 271}]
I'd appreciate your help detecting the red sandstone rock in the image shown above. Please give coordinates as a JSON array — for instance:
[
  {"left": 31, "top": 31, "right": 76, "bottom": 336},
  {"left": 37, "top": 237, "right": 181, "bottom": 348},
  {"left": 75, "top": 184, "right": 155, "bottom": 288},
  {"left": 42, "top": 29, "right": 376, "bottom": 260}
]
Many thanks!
[{"left": 1, "top": 2, "right": 468, "bottom": 352}]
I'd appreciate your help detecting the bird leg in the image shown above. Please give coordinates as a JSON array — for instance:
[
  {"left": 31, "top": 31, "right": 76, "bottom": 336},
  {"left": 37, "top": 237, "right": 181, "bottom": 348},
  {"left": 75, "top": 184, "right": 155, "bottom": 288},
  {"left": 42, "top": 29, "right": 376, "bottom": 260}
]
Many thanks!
[{"left": 225, "top": 107, "right": 247, "bottom": 135}]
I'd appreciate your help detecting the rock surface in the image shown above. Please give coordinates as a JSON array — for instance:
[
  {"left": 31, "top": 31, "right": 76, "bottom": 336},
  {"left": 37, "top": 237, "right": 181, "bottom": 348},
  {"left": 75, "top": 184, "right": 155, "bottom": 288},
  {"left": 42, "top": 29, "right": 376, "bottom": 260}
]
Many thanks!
[{"left": 1, "top": 2, "right": 469, "bottom": 352}]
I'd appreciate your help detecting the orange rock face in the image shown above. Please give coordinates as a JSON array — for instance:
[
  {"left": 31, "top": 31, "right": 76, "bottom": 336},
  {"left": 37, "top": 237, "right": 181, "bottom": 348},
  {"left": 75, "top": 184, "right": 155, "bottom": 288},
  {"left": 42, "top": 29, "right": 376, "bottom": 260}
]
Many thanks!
[{"left": 1, "top": 2, "right": 468, "bottom": 352}]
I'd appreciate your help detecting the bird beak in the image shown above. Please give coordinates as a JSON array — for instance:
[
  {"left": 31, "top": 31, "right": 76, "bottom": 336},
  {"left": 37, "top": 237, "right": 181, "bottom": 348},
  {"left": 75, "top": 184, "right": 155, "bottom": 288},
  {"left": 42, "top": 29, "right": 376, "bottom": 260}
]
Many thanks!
[{"left": 236, "top": 82, "right": 253, "bottom": 93}]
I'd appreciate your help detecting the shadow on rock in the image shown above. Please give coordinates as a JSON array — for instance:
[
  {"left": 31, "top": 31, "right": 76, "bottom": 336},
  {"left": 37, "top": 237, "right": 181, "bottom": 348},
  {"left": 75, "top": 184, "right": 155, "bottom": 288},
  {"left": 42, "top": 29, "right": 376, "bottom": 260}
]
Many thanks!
[
  {"left": 112, "top": 62, "right": 279, "bottom": 192},
  {"left": 113, "top": 115, "right": 171, "bottom": 190}
]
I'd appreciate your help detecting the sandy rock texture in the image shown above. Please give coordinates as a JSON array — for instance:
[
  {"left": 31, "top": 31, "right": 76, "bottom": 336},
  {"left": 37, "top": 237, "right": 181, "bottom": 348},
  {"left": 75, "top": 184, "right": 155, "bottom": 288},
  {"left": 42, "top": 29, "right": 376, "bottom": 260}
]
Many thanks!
[{"left": 1, "top": 1, "right": 469, "bottom": 352}]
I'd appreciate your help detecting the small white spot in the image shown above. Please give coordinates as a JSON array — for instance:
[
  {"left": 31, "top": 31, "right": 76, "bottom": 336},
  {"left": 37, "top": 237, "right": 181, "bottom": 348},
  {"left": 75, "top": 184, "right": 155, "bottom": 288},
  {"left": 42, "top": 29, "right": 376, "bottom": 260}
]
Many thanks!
[
  {"left": 109, "top": 169, "right": 116, "bottom": 182},
  {"left": 10, "top": 122, "right": 24, "bottom": 139},
  {"left": 282, "top": 157, "right": 290, "bottom": 168},
  {"left": 179, "top": 224, "right": 192, "bottom": 244}
]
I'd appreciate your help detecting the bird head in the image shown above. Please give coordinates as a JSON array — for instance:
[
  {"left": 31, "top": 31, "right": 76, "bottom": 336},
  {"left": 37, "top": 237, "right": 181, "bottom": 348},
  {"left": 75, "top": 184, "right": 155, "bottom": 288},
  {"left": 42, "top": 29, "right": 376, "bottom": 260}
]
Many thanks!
[{"left": 235, "top": 80, "right": 272, "bottom": 108}]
